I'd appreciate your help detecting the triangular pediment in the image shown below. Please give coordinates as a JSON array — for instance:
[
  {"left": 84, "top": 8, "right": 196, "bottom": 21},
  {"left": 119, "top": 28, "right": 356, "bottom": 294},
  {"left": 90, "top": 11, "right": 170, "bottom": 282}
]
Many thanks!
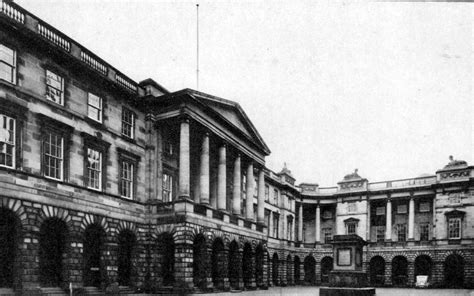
[{"left": 189, "top": 90, "right": 270, "bottom": 155}]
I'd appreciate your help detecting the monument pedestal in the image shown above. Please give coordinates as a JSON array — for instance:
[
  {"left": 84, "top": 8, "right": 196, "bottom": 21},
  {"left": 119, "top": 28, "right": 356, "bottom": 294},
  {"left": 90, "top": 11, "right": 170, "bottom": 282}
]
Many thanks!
[{"left": 320, "top": 234, "right": 375, "bottom": 296}]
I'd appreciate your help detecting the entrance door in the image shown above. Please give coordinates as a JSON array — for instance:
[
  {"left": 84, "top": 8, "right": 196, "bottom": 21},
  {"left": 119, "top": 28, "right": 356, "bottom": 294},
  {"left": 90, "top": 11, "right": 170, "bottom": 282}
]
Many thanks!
[{"left": 83, "top": 224, "right": 105, "bottom": 287}]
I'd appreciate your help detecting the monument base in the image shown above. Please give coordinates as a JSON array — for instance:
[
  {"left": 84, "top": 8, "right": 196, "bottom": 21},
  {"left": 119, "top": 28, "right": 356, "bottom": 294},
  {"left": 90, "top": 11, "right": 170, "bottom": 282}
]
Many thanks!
[
  {"left": 329, "top": 270, "right": 368, "bottom": 287},
  {"left": 320, "top": 287, "right": 376, "bottom": 296}
]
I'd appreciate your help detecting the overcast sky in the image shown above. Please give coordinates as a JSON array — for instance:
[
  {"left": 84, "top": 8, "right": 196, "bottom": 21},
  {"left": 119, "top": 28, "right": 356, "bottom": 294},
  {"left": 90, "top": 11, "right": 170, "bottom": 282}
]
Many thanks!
[{"left": 16, "top": 0, "right": 473, "bottom": 186}]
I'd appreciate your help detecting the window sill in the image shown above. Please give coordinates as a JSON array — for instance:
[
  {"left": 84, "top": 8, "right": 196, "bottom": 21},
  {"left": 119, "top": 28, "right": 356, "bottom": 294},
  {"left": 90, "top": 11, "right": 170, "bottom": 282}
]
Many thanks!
[{"left": 120, "top": 134, "right": 136, "bottom": 144}]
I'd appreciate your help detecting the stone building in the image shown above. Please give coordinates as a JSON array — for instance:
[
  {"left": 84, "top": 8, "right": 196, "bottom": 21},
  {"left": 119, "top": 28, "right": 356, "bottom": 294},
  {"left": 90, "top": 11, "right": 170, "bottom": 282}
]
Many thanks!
[{"left": 0, "top": 1, "right": 471, "bottom": 295}]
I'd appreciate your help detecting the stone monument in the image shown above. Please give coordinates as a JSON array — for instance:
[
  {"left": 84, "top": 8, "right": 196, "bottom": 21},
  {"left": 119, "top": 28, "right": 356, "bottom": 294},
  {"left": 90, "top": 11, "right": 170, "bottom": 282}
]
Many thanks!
[{"left": 320, "top": 234, "right": 375, "bottom": 296}]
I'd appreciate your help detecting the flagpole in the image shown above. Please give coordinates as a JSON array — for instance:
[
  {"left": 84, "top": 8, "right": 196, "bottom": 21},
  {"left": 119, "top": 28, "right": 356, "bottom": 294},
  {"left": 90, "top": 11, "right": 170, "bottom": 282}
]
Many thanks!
[{"left": 196, "top": 3, "right": 199, "bottom": 90}]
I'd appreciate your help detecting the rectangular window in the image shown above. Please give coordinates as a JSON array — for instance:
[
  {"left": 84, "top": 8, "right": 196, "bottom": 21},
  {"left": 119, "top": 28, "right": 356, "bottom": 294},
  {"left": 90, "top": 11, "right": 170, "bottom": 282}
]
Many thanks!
[
  {"left": 164, "top": 141, "right": 174, "bottom": 157},
  {"left": 264, "top": 209, "right": 271, "bottom": 235},
  {"left": 43, "top": 131, "right": 63, "bottom": 180},
  {"left": 86, "top": 147, "right": 102, "bottom": 190},
  {"left": 0, "top": 44, "right": 16, "bottom": 84},
  {"left": 45, "top": 70, "right": 64, "bottom": 105},
  {"left": 323, "top": 228, "right": 332, "bottom": 243},
  {"left": 347, "top": 202, "right": 356, "bottom": 213},
  {"left": 347, "top": 223, "right": 356, "bottom": 235},
  {"left": 419, "top": 202, "right": 430, "bottom": 213},
  {"left": 120, "top": 160, "right": 134, "bottom": 199},
  {"left": 419, "top": 223, "right": 430, "bottom": 241},
  {"left": 376, "top": 206, "right": 385, "bottom": 216},
  {"left": 397, "top": 223, "right": 407, "bottom": 242},
  {"left": 448, "top": 218, "right": 461, "bottom": 239},
  {"left": 397, "top": 204, "right": 407, "bottom": 214},
  {"left": 265, "top": 185, "right": 269, "bottom": 201},
  {"left": 163, "top": 173, "right": 174, "bottom": 202},
  {"left": 87, "top": 93, "right": 102, "bottom": 123},
  {"left": 121, "top": 108, "right": 135, "bottom": 139},
  {"left": 0, "top": 114, "right": 15, "bottom": 168},
  {"left": 273, "top": 214, "right": 279, "bottom": 238},
  {"left": 322, "top": 210, "right": 333, "bottom": 219},
  {"left": 287, "top": 218, "right": 293, "bottom": 241},
  {"left": 376, "top": 226, "right": 385, "bottom": 242},
  {"left": 273, "top": 189, "right": 279, "bottom": 205}
]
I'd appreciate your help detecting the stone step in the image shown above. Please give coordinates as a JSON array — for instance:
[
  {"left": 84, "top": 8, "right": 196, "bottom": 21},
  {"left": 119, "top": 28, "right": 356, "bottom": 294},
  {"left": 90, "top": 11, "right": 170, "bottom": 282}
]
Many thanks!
[
  {"left": 83, "top": 286, "right": 104, "bottom": 295},
  {"left": 39, "top": 287, "right": 67, "bottom": 296}
]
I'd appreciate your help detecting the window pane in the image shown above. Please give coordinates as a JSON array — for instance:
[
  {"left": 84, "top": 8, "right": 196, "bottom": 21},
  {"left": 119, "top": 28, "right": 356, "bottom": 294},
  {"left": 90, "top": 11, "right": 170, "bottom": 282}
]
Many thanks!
[
  {"left": 0, "top": 115, "right": 15, "bottom": 168},
  {"left": 87, "top": 148, "right": 101, "bottom": 189},
  {"left": 43, "top": 132, "right": 63, "bottom": 180},
  {"left": 88, "top": 93, "right": 101, "bottom": 108},
  {"left": 0, "top": 63, "right": 13, "bottom": 82},
  {"left": 0, "top": 45, "right": 14, "bottom": 64}
]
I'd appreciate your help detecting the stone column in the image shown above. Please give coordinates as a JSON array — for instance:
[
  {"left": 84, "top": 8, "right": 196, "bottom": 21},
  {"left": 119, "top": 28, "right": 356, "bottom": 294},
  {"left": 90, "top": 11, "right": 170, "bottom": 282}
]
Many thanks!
[
  {"left": 257, "top": 169, "right": 265, "bottom": 223},
  {"left": 408, "top": 196, "right": 415, "bottom": 240},
  {"left": 298, "top": 203, "right": 303, "bottom": 242},
  {"left": 217, "top": 144, "right": 227, "bottom": 211},
  {"left": 246, "top": 162, "right": 254, "bottom": 220},
  {"left": 386, "top": 199, "right": 392, "bottom": 241},
  {"left": 232, "top": 155, "right": 241, "bottom": 215},
  {"left": 178, "top": 118, "right": 190, "bottom": 199},
  {"left": 366, "top": 200, "right": 371, "bottom": 241},
  {"left": 199, "top": 133, "right": 210, "bottom": 205},
  {"left": 315, "top": 205, "right": 321, "bottom": 243}
]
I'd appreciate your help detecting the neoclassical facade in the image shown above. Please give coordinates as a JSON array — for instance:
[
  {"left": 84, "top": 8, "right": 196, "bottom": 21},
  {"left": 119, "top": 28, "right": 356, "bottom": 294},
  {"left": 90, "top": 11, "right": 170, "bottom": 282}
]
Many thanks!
[{"left": 0, "top": 2, "right": 472, "bottom": 295}]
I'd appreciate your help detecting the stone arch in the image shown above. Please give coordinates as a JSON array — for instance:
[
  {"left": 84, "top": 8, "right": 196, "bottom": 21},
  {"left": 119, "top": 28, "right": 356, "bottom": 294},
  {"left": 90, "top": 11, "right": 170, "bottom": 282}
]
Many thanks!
[
  {"left": 211, "top": 237, "right": 226, "bottom": 290},
  {"left": 0, "top": 207, "right": 23, "bottom": 290},
  {"left": 391, "top": 255, "right": 408, "bottom": 287},
  {"left": 368, "top": 253, "right": 390, "bottom": 262},
  {"left": 228, "top": 240, "right": 240, "bottom": 290},
  {"left": 272, "top": 253, "right": 279, "bottom": 286},
  {"left": 320, "top": 256, "right": 332, "bottom": 285},
  {"left": 255, "top": 243, "right": 265, "bottom": 287},
  {"left": 38, "top": 217, "right": 69, "bottom": 288},
  {"left": 193, "top": 233, "right": 208, "bottom": 289},
  {"left": 304, "top": 255, "right": 316, "bottom": 284},
  {"left": 83, "top": 223, "right": 107, "bottom": 288},
  {"left": 116, "top": 220, "right": 137, "bottom": 237},
  {"left": 0, "top": 197, "right": 27, "bottom": 229},
  {"left": 117, "top": 228, "right": 137, "bottom": 287},
  {"left": 242, "top": 242, "right": 253, "bottom": 288},
  {"left": 444, "top": 253, "right": 464, "bottom": 288},
  {"left": 156, "top": 232, "right": 175, "bottom": 286},
  {"left": 80, "top": 214, "right": 110, "bottom": 233},
  {"left": 414, "top": 254, "right": 432, "bottom": 282},
  {"left": 286, "top": 254, "right": 292, "bottom": 285},
  {"left": 369, "top": 256, "right": 385, "bottom": 286},
  {"left": 294, "top": 256, "right": 301, "bottom": 284},
  {"left": 39, "top": 205, "right": 73, "bottom": 230}
]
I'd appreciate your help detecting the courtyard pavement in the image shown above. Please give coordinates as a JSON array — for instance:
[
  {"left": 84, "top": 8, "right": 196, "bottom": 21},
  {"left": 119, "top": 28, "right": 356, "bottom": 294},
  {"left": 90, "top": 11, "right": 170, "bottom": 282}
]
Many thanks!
[{"left": 195, "top": 286, "right": 474, "bottom": 296}]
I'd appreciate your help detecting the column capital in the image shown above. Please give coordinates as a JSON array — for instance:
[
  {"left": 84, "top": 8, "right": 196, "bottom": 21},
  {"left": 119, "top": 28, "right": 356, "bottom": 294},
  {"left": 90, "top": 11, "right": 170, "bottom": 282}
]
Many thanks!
[{"left": 179, "top": 113, "right": 190, "bottom": 123}]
